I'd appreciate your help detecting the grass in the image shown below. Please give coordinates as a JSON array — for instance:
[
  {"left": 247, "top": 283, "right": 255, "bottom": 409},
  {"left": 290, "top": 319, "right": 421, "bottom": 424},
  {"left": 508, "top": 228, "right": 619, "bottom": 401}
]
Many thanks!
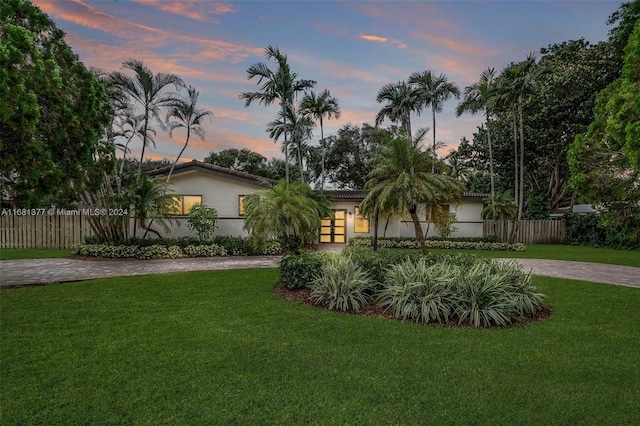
[
  {"left": 2, "top": 269, "right": 639, "bottom": 424},
  {"left": 429, "top": 244, "right": 640, "bottom": 268},
  {"left": 0, "top": 248, "right": 71, "bottom": 260}
]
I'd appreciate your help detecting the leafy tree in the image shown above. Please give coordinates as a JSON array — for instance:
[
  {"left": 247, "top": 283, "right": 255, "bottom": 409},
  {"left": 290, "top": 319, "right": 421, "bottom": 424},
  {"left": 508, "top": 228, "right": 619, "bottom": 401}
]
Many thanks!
[
  {"left": 110, "top": 59, "right": 184, "bottom": 176},
  {"left": 375, "top": 81, "right": 420, "bottom": 141},
  {"left": 321, "top": 124, "right": 392, "bottom": 189},
  {"left": 165, "top": 86, "right": 213, "bottom": 185},
  {"left": 240, "top": 45, "right": 316, "bottom": 183},
  {"left": 0, "top": 0, "right": 112, "bottom": 207},
  {"left": 361, "top": 136, "right": 463, "bottom": 254},
  {"left": 187, "top": 204, "right": 219, "bottom": 241},
  {"left": 242, "top": 181, "right": 333, "bottom": 249},
  {"left": 569, "top": 20, "right": 640, "bottom": 233},
  {"left": 408, "top": 71, "right": 461, "bottom": 172},
  {"left": 299, "top": 89, "right": 341, "bottom": 189}
]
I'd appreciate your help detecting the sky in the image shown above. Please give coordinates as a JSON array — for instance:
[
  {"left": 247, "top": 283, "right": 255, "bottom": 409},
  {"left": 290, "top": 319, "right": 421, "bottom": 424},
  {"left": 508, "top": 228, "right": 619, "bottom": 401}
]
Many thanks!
[{"left": 32, "top": 0, "right": 622, "bottom": 164}]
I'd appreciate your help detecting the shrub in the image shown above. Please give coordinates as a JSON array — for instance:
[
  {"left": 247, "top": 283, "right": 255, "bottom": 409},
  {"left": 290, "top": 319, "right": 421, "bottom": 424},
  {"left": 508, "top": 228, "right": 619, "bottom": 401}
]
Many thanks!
[
  {"left": 279, "top": 252, "right": 326, "bottom": 290},
  {"left": 373, "top": 256, "right": 546, "bottom": 328},
  {"left": 452, "top": 262, "right": 516, "bottom": 327},
  {"left": 212, "top": 236, "right": 253, "bottom": 256},
  {"left": 342, "top": 246, "right": 424, "bottom": 285},
  {"left": 565, "top": 213, "right": 638, "bottom": 249},
  {"left": 187, "top": 205, "right": 219, "bottom": 241},
  {"left": 378, "top": 259, "right": 458, "bottom": 323},
  {"left": 183, "top": 244, "right": 227, "bottom": 257},
  {"left": 347, "top": 237, "right": 525, "bottom": 252},
  {"left": 309, "top": 256, "right": 372, "bottom": 312}
]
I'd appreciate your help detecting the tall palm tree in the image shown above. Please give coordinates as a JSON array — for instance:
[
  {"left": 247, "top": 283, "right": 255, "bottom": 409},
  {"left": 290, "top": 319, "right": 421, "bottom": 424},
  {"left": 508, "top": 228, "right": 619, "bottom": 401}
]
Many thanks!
[
  {"left": 375, "top": 81, "right": 421, "bottom": 141},
  {"left": 457, "top": 67, "right": 498, "bottom": 221},
  {"left": 497, "top": 53, "right": 546, "bottom": 222},
  {"left": 165, "top": 86, "right": 213, "bottom": 186},
  {"left": 361, "top": 136, "right": 463, "bottom": 254},
  {"left": 240, "top": 45, "right": 316, "bottom": 183},
  {"left": 110, "top": 59, "right": 184, "bottom": 176},
  {"left": 408, "top": 71, "right": 461, "bottom": 173},
  {"left": 267, "top": 102, "right": 314, "bottom": 183},
  {"left": 299, "top": 89, "right": 341, "bottom": 190}
]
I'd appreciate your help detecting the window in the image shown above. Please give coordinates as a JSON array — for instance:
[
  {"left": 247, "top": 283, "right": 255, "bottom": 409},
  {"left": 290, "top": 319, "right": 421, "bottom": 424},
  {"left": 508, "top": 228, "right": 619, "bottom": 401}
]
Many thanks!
[
  {"left": 238, "top": 195, "right": 246, "bottom": 215},
  {"left": 354, "top": 206, "right": 370, "bottom": 233},
  {"left": 167, "top": 195, "right": 202, "bottom": 215}
]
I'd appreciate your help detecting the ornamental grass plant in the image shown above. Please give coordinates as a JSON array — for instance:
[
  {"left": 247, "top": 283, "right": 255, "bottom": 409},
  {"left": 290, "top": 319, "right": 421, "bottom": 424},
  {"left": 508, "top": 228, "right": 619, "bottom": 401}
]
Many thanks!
[{"left": 309, "top": 255, "right": 372, "bottom": 312}]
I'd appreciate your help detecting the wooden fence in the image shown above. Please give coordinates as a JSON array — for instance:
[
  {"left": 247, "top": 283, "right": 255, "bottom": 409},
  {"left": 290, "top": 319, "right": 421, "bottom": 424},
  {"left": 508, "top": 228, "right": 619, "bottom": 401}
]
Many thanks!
[
  {"left": 1, "top": 212, "right": 95, "bottom": 249},
  {"left": 483, "top": 220, "right": 566, "bottom": 244}
]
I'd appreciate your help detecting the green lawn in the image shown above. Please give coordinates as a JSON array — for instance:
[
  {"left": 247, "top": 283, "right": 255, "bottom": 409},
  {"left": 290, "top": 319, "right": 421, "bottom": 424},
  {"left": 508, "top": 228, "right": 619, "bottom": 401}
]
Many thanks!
[
  {"left": 0, "top": 248, "right": 71, "bottom": 260},
  {"left": 2, "top": 269, "right": 639, "bottom": 424},
  {"left": 430, "top": 244, "right": 640, "bottom": 267}
]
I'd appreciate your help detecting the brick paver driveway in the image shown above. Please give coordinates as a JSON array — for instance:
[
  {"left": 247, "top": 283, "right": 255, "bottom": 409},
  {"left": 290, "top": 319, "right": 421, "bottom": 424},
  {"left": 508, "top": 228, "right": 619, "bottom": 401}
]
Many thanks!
[{"left": 1, "top": 256, "right": 638, "bottom": 289}]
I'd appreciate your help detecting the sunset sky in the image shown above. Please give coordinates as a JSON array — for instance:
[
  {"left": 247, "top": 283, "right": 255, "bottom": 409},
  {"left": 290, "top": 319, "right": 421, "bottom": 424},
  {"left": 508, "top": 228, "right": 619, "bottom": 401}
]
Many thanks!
[{"left": 32, "top": 0, "right": 620, "bottom": 163}]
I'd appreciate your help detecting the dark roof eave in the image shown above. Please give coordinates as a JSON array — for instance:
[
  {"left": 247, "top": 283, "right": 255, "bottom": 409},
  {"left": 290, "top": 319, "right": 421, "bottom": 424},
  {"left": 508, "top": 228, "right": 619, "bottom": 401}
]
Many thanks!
[{"left": 147, "top": 159, "right": 279, "bottom": 186}]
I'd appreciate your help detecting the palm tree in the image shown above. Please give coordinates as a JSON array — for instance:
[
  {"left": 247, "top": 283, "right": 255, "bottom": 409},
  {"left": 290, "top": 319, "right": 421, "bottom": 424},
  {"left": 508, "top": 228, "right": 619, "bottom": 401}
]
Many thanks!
[
  {"left": 128, "top": 175, "right": 177, "bottom": 238},
  {"left": 165, "top": 86, "right": 213, "bottom": 186},
  {"left": 361, "top": 136, "right": 463, "bottom": 254},
  {"left": 456, "top": 67, "right": 497, "bottom": 199},
  {"left": 481, "top": 191, "right": 517, "bottom": 220},
  {"left": 242, "top": 180, "right": 333, "bottom": 250},
  {"left": 299, "top": 89, "right": 341, "bottom": 190},
  {"left": 110, "top": 59, "right": 184, "bottom": 176},
  {"left": 240, "top": 45, "right": 316, "bottom": 183},
  {"left": 267, "top": 102, "right": 314, "bottom": 183},
  {"left": 375, "top": 81, "right": 421, "bottom": 142},
  {"left": 496, "top": 53, "right": 546, "bottom": 223},
  {"left": 408, "top": 71, "right": 461, "bottom": 173}
]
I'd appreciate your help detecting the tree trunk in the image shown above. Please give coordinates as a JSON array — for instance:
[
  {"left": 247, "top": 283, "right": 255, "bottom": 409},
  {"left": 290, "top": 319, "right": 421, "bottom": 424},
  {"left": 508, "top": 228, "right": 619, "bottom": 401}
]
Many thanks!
[
  {"left": 517, "top": 95, "right": 525, "bottom": 222},
  {"left": 410, "top": 208, "right": 428, "bottom": 255},
  {"left": 431, "top": 105, "right": 437, "bottom": 174},
  {"left": 486, "top": 110, "right": 497, "bottom": 235},
  {"left": 373, "top": 209, "right": 379, "bottom": 252},
  {"left": 320, "top": 117, "right": 325, "bottom": 191}
]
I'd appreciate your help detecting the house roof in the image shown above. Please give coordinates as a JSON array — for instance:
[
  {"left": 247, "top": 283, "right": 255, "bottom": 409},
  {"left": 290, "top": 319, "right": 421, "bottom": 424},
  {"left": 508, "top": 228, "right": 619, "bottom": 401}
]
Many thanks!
[
  {"left": 148, "top": 160, "right": 487, "bottom": 200},
  {"left": 327, "top": 189, "right": 487, "bottom": 201},
  {"left": 148, "top": 159, "right": 279, "bottom": 186}
]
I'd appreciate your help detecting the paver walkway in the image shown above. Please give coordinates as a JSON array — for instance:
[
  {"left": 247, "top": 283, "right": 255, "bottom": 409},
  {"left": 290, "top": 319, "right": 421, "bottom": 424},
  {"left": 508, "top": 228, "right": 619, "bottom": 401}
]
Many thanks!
[{"left": 1, "top": 255, "right": 638, "bottom": 289}]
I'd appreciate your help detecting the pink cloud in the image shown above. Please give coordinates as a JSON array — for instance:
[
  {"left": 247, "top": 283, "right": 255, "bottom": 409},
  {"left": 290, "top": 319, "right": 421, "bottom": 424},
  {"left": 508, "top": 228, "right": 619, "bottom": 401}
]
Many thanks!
[
  {"left": 411, "top": 32, "right": 497, "bottom": 57},
  {"left": 131, "top": 0, "right": 237, "bottom": 23},
  {"left": 359, "top": 34, "right": 408, "bottom": 49}
]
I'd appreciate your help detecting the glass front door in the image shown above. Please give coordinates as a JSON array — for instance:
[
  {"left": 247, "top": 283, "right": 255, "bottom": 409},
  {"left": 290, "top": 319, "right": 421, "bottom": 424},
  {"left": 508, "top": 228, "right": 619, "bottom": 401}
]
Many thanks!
[{"left": 320, "top": 209, "right": 346, "bottom": 243}]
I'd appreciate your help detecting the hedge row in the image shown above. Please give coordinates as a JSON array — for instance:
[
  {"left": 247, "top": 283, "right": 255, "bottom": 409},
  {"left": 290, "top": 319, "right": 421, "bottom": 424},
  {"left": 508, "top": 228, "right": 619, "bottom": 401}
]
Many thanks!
[
  {"left": 348, "top": 237, "right": 525, "bottom": 252},
  {"left": 73, "top": 239, "right": 283, "bottom": 259}
]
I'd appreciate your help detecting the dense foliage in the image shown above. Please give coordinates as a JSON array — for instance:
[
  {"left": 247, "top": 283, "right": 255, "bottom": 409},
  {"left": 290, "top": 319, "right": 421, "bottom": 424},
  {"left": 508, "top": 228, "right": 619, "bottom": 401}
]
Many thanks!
[
  {"left": 0, "top": 0, "right": 112, "bottom": 207},
  {"left": 187, "top": 204, "right": 219, "bottom": 241},
  {"left": 564, "top": 213, "right": 639, "bottom": 249},
  {"left": 347, "top": 236, "right": 525, "bottom": 252}
]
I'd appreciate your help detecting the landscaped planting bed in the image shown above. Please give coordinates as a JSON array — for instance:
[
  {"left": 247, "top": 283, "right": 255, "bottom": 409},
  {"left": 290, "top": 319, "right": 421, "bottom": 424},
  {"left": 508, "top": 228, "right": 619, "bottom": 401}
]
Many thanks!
[{"left": 278, "top": 248, "right": 548, "bottom": 328}]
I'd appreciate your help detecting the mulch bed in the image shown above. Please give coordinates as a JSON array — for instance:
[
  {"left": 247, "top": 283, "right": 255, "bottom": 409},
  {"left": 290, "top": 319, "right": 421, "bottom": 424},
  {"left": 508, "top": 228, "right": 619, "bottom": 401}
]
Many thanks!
[{"left": 274, "top": 283, "right": 552, "bottom": 328}]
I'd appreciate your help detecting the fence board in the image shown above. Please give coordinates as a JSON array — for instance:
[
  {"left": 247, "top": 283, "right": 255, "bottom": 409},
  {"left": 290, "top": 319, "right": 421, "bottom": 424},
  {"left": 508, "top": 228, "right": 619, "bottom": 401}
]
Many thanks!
[
  {"left": 483, "top": 220, "right": 565, "bottom": 244},
  {"left": 0, "top": 213, "right": 98, "bottom": 249}
]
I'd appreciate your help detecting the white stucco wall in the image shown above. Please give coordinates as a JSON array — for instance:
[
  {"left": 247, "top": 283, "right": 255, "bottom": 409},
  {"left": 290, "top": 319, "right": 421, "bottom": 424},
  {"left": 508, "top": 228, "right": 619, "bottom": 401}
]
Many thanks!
[
  {"left": 159, "top": 170, "right": 263, "bottom": 239},
  {"left": 329, "top": 199, "right": 484, "bottom": 244}
]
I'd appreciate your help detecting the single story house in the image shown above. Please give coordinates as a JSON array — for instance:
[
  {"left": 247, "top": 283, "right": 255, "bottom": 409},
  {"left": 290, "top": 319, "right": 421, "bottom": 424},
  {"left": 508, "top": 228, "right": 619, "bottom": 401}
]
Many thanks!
[{"left": 149, "top": 160, "right": 487, "bottom": 244}]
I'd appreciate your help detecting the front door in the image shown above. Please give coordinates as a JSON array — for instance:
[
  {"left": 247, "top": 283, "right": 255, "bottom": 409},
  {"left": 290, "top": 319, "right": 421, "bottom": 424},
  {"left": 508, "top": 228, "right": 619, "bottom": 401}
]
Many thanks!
[{"left": 320, "top": 209, "right": 346, "bottom": 243}]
